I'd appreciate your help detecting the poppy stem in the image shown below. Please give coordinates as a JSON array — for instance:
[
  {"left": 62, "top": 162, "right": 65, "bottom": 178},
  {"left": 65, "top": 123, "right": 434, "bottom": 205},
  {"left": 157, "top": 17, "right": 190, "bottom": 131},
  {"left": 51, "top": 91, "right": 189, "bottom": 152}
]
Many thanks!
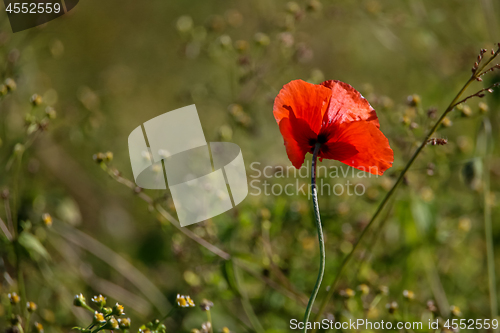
[
  {"left": 310, "top": 45, "right": 500, "bottom": 332},
  {"left": 302, "top": 143, "right": 325, "bottom": 333}
]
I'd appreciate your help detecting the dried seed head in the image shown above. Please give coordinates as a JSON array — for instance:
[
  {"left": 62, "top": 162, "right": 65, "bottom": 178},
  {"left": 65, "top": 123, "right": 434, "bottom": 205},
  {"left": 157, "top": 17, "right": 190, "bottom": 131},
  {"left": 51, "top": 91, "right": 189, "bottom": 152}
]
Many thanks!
[
  {"left": 426, "top": 107, "right": 437, "bottom": 119},
  {"left": 427, "top": 138, "right": 448, "bottom": 146},
  {"left": 200, "top": 299, "right": 214, "bottom": 311},
  {"left": 426, "top": 300, "right": 438, "bottom": 313}
]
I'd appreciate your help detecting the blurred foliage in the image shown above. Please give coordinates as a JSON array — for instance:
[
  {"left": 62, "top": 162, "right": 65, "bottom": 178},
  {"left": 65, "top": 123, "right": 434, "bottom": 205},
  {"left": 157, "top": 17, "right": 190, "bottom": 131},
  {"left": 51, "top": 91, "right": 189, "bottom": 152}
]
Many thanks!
[{"left": 1, "top": 0, "right": 500, "bottom": 332}]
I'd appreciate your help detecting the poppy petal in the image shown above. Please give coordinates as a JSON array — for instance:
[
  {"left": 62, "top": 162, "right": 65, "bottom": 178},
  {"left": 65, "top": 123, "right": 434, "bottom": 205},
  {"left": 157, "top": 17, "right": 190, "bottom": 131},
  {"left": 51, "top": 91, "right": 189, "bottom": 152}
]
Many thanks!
[
  {"left": 320, "top": 120, "right": 394, "bottom": 175},
  {"left": 321, "top": 80, "right": 380, "bottom": 128},
  {"left": 278, "top": 111, "right": 318, "bottom": 169},
  {"left": 274, "top": 79, "right": 331, "bottom": 134}
]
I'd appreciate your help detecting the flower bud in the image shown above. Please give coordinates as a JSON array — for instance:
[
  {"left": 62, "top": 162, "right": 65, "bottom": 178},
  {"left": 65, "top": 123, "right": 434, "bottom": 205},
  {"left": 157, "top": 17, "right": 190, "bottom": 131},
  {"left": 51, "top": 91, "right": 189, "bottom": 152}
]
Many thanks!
[
  {"left": 378, "top": 285, "right": 389, "bottom": 295},
  {"left": 34, "top": 322, "right": 44, "bottom": 333},
  {"left": 339, "top": 288, "right": 355, "bottom": 298},
  {"left": 91, "top": 294, "right": 106, "bottom": 308},
  {"left": 286, "top": 2, "right": 301, "bottom": 14},
  {"left": 402, "top": 290, "right": 415, "bottom": 300},
  {"left": 30, "top": 94, "right": 43, "bottom": 106},
  {"left": 102, "top": 317, "right": 119, "bottom": 330},
  {"left": 4, "top": 78, "right": 16, "bottom": 92},
  {"left": 92, "top": 312, "right": 107, "bottom": 326},
  {"left": 8, "top": 292, "right": 20, "bottom": 304},
  {"left": 386, "top": 301, "right": 398, "bottom": 314},
  {"left": 307, "top": 0, "right": 322, "bottom": 11},
  {"left": 478, "top": 101, "right": 489, "bottom": 113},
  {"left": 118, "top": 318, "right": 131, "bottom": 329},
  {"left": 441, "top": 117, "right": 452, "bottom": 128},
  {"left": 460, "top": 105, "right": 472, "bottom": 117},
  {"left": 11, "top": 314, "right": 22, "bottom": 325},
  {"left": 45, "top": 107, "right": 57, "bottom": 119},
  {"left": 407, "top": 94, "right": 421, "bottom": 107},
  {"left": 0, "top": 84, "right": 7, "bottom": 96},
  {"left": 112, "top": 303, "right": 125, "bottom": 316},
  {"left": 27, "top": 301, "right": 37, "bottom": 312},
  {"left": 450, "top": 305, "right": 462, "bottom": 317},
  {"left": 254, "top": 32, "right": 270, "bottom": 46},
  {"left": 357, "top": 284, "right": 370, "bottom": 295},
  {"left": 73, "top": 293, "right": 87, "bottom": 307},
  {"left": 176, "top": 16, "right": 193, "bottom": 33},
  {"left": 234, "top": 40, "right": 248, "bottom": 53},
  {"left": 42, "top": 213, "right": 52, "bottom": 227}
]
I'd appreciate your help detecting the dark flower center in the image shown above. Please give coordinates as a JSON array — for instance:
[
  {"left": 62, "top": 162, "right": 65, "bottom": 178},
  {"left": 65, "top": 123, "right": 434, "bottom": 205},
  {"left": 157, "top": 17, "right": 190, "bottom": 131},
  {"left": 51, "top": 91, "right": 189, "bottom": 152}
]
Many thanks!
[{"left": 309, "top": 134, "right": 328, "bottom": 146}]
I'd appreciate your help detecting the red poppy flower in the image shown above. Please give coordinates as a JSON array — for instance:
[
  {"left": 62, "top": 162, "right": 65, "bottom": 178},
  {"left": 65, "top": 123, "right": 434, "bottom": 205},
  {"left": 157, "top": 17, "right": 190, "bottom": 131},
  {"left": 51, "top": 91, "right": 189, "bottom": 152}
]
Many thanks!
[{"left": 273, "top": 79, "right": 393, "bottom": 175}]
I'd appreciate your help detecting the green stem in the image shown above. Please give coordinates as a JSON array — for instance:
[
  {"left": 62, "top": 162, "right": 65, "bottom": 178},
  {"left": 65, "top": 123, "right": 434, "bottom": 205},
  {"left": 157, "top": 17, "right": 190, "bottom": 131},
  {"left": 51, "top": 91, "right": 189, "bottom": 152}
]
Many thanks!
[
  {"left": 311, "top": 47, "right": 500, "bottom": 330},
  {"left": 159, "top": 307, "right": 176, "bottom": 322},
  {"left": 481, "top": 118, "right": 498, "bottom": 318},
  {"left": 232, "top": 260, "right": 265, "bottom": 333},
  {"left": 302, "top": 143, "right": 325, "bottom": 333},
  {"left": 207, "top": 309, "right": 214, "bottom": 333}
]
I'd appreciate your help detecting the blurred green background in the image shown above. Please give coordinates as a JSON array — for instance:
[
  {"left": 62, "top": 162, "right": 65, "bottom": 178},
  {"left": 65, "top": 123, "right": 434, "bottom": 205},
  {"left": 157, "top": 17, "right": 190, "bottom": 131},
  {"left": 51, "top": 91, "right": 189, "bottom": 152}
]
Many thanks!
[{"left": 1, "top": 0, "right": 500, "bottom": 332}]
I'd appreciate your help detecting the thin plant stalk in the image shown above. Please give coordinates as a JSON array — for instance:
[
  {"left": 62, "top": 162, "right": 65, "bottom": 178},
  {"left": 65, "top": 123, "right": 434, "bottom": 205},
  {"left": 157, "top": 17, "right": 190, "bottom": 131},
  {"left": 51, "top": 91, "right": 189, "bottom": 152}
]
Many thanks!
[
  {"left": 480, "top": 118, "right": 498, "bottom": 318},
  {"left": 311, "top": 47, "right": 500, "bottom": 330},
  {"left": 206, "top": 309, "right": 214, "bottom": 333},
  {"left": 232, "top": 260, "right": 265, "bottom": 333},
  {"left": 302, "top": 143, "right": 325, "bottom": 333}
]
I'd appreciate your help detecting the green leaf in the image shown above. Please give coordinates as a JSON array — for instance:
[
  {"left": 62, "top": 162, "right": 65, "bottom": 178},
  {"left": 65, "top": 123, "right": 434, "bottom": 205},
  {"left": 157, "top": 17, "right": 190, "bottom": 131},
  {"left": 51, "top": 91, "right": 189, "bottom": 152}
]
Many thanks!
[{"left": 18, "top": 232, "right": 50, "bottom": 261}]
